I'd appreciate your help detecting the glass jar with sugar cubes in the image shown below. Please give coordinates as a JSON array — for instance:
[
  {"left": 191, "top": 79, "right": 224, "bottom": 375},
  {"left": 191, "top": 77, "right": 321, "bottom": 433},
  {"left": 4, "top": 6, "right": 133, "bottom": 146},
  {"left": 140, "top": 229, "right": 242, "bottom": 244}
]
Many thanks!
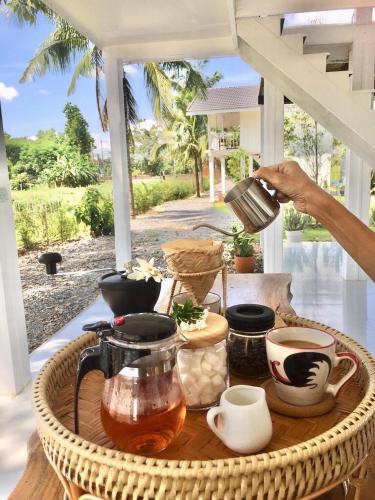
[{"left": 177, "top": 312, "right": 229, "bottom": 409}]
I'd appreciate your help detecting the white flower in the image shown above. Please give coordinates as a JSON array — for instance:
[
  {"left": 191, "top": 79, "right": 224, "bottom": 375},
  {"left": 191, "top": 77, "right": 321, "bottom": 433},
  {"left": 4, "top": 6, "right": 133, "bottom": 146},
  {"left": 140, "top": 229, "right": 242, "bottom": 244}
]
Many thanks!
[
  {"left": 127, "top": 257, "right": 163, "bottom": 282},
  {"left": 180, "top": 309, "right": 208, "bottom": 331}
]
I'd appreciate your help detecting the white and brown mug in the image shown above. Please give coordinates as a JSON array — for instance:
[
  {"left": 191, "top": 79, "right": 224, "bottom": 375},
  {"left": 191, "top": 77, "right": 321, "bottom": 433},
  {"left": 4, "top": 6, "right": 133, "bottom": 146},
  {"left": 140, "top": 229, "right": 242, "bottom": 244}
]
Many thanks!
[{"left": 266, "top": 326, "right": 359, "bottom": 406}]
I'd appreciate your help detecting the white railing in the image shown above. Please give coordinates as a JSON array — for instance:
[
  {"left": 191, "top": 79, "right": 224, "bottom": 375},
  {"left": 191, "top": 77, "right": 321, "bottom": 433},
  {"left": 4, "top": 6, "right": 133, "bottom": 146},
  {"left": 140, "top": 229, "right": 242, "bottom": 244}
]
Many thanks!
[{"left": 210, "top": 131, "right": 240, "bottom": 150}]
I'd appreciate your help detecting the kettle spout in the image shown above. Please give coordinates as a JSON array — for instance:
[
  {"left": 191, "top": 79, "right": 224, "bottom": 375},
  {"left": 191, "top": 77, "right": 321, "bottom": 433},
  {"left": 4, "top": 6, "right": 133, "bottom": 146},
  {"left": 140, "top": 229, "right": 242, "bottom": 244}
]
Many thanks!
[{"left": 192, "top": 223, "right": 244, "bottom": 237}]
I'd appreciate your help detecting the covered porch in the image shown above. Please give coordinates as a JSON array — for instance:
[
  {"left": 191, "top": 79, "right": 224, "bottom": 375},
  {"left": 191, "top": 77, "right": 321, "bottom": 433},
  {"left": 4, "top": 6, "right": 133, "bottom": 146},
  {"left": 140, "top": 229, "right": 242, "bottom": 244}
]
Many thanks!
[{"left": 1, "top": 0, "right": 375, "bottom": 496}]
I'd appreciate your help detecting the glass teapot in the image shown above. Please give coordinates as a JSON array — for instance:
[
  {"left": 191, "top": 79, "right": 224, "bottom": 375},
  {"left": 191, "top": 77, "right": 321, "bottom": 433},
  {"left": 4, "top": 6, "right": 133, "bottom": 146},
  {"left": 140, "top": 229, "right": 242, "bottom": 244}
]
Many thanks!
[{"left": 74, "top": 313, "right": 187, "bottom": 454}]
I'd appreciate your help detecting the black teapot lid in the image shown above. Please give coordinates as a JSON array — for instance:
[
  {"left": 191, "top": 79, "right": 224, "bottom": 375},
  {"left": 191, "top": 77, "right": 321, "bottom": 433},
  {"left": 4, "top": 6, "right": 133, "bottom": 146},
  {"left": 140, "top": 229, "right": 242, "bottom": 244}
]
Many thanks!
[
  {"left": 113, "top": 313, "right": 177, "bottom": 343},
  {"left": 83, "top": 313, "right": 177, "bottom": 344}
]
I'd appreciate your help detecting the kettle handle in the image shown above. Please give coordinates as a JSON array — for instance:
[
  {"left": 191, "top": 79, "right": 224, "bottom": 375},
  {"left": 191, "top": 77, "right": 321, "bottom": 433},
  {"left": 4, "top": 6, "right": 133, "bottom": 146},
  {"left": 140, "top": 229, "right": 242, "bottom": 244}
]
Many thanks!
[{"left": 74, "top": 345, "right": 106, "bottom": 435}]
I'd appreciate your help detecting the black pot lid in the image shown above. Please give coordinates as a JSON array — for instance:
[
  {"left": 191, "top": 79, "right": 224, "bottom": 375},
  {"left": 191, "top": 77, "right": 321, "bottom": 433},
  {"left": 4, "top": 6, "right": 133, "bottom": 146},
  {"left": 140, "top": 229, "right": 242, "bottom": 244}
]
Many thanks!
[
  {"left": 111, "top": 313, "right": 177, "bottom": 343},
  {"left": 98, "top": 271, "right": 128, "bottom": 289},
  {"left": 225, "top": 304, "right": 275, "bottom": 333}
]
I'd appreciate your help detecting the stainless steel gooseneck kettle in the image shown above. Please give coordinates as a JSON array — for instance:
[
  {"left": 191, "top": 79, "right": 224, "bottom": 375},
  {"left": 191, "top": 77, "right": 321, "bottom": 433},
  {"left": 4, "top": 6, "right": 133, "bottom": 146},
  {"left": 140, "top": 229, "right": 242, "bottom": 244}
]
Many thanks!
[{"left": 193, "top": 177, "right": 280, "bottom": 236}]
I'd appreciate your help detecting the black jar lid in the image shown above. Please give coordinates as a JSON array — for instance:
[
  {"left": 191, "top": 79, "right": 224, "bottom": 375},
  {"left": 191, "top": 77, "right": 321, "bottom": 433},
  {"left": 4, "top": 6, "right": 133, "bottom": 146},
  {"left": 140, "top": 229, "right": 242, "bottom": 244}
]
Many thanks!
[{"left": 225, "top": 304, "right": 275, "bottom": 334}]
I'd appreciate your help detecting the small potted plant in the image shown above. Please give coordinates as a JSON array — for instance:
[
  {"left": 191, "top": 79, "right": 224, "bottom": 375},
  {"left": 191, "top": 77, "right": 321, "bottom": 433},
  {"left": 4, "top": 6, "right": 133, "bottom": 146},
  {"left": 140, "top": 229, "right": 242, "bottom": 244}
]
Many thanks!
[
  {"left": 284, "top": 207, "right": 307, "bottom": 243},
  {"left": 230, "top": 225, "right": 256, "bottom": 273}
]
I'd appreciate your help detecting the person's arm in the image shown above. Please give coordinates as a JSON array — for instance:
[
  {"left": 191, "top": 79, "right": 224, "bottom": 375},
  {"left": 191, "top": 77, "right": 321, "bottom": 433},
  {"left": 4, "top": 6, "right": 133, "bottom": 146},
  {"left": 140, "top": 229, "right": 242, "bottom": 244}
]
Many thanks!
[{"left": 254, "top": 161, "right": 375, "bottom": 281}]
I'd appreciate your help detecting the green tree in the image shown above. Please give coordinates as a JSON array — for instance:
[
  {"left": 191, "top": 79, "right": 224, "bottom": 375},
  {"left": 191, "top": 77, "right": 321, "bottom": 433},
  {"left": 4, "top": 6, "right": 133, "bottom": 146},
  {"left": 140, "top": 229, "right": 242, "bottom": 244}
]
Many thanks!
[
  {"left": 284, "top": 111, "right": 328, "bottom": 186},
  {"left": 8, "top": 0, "right": 207, "bottom": 213},
  {"left": 63, "top": 102, "right": 94, "bottom": 155},
  {"left": 165, "top": 90, "right": 207, "bottom": 197}
]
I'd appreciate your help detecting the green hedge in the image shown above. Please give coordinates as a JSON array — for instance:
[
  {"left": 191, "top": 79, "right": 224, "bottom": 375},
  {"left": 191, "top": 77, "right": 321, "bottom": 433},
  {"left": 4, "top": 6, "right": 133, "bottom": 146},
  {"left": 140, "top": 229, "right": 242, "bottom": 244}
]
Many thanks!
[{"left": 13, "top": 177, "right": 204, "bottom": 249}]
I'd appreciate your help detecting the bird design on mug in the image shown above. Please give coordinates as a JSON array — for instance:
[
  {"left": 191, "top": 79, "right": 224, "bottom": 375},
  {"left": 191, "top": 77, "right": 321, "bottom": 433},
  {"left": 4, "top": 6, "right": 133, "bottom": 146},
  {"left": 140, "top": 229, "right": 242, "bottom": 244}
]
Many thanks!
[{"left": 270, "top": 352, "right": 332, "bottom": 389}]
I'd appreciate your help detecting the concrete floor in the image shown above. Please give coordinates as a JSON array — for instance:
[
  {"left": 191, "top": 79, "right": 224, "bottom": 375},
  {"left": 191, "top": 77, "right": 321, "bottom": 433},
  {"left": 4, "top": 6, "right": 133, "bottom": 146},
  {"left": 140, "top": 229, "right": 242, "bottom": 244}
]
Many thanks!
[
  {"left": 0, "top": 242, "right": 374, "bottom": 499},
  {"left": 283, "top": 242, "right": 375, "bottom": 353}
]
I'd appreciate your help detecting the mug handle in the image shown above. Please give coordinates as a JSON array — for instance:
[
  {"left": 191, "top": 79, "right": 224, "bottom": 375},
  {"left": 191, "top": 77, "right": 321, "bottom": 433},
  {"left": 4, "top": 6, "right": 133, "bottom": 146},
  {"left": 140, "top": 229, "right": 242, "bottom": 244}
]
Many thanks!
[
  {"left": 326, "top": 352, "right": 360, "bottom": 398},
  {"left": 207, "top": 407, "right": 225, "bottom": 440}
]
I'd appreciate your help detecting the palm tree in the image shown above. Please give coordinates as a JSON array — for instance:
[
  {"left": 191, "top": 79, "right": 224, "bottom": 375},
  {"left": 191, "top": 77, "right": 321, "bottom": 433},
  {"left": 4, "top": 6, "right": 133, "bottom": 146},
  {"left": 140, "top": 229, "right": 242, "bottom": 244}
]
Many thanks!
[{"left": 5, "top": 2, "right": 208, "bottom": 211}]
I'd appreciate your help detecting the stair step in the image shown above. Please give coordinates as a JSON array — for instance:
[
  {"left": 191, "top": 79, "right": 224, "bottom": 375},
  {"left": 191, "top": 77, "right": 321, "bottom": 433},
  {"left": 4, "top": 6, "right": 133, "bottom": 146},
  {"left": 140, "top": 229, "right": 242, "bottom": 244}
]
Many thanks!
[
  {"left": 237, "top": 17, "right": 375, "bottom": 165},
  {"left": 258, "top": 15, "right": 283, "bottom": 35},
  {"left": 282, "top": 33, "right": 305, "bottom": 54},
  {"left": 326, "top": 71, "right": 351, "bottom": 91},
  {"left": 303, "top": 53, "right": 330, "bottom": 73}
]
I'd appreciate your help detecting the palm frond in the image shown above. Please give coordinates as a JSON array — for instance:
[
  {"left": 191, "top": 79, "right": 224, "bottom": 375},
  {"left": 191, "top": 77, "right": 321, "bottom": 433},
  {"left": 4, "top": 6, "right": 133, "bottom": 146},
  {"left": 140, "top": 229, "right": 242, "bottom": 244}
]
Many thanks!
[
  {"left": 67, "top": 47, "right": 94, "bottom": 95},
  {"left": 160, "top": 61, "right": 207, "bottom": 98},
  {"left": 20, "top": 21, "right": 89, "bottom": 82},
  {"left": 122, "top": 71, "right": 138, "bottom": 126},
  {"left": 4, "top": 0, "right": 54, "bottom": 25},
  {"left": 143, "top": 63, "right": 172, "bottom": 121}
]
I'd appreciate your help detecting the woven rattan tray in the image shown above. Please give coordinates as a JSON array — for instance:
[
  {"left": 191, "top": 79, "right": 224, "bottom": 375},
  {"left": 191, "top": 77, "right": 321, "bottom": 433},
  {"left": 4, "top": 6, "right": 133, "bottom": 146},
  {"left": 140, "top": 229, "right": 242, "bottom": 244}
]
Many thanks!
[{"left": 33, "top": 314, "right": 375, "bottom": 499}]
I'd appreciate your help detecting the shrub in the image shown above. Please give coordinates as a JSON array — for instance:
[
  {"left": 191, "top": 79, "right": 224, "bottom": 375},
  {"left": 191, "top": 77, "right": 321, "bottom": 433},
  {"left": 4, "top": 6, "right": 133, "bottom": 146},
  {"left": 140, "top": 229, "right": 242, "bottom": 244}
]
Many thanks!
[
  {"left": 284, "top": 206, "right": 308, "bottom": 231},
  {"left": 75, "top": 187, "right": 114, "bottom": 237},
  {"left": 13, "top": 199, "right": 80, "bottom": 248},
  {"left": 370, "top": 207, "right": 375, "bottom": 227},
  {"left": 133, "top": 178, "right": 196, "bottom": 215},
  {"left": 43, "top": 146, "right": 98, "bottom": 187},
  {"left": 11, "top": 144, "right": 59, "bottom": 188},
  {"left": 10, "top": 172, "right": 31, "bottom": 191},
  {"left": 14, "top": 203, "right": 36, "bottom": 249}
]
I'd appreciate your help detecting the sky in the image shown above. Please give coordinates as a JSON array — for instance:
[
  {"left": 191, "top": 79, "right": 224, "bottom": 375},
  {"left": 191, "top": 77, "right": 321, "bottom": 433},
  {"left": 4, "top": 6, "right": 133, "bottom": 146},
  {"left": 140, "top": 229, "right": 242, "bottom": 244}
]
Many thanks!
[
  {"left": 0, "top": 8, "right": 357, "bottom": 154},
  {"left": 0, "top": 11, "right": 260, "bottom": 155}
]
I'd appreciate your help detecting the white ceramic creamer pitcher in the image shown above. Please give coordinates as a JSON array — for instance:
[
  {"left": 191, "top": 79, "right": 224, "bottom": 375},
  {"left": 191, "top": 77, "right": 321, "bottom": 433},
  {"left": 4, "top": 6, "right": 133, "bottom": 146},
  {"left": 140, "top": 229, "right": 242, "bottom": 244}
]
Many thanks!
[{"left": 206, "top": 385, "right": 272, "bottom": 454}]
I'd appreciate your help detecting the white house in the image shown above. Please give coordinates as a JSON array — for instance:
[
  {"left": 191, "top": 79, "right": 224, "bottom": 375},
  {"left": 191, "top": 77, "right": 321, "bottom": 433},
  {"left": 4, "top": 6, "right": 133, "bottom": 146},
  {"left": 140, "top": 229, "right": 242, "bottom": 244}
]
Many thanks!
[{"left": 187, "top": 85, "right": 261, "bottom": 200}]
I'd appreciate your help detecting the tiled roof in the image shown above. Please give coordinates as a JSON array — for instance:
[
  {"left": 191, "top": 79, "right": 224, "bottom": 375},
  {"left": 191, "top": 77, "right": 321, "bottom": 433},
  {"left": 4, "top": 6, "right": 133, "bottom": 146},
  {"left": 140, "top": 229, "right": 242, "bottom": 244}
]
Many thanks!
[{"left": 187, "top": 85, "right": 260, "bottom": 114}]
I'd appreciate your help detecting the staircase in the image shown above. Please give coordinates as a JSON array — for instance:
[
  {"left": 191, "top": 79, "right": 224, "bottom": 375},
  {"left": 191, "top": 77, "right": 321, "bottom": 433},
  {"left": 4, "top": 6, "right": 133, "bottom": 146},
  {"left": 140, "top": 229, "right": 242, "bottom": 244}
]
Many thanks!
[{"left": 236, "top": 15, "right": 375, "bottom": 166}]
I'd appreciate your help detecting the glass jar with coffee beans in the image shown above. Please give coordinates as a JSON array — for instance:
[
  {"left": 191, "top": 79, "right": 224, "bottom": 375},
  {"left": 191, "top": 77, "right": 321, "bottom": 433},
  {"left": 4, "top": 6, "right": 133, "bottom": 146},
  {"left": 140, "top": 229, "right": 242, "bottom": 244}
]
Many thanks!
[{"left": 225, "top": 304, "right": 275, "bottom": 379}]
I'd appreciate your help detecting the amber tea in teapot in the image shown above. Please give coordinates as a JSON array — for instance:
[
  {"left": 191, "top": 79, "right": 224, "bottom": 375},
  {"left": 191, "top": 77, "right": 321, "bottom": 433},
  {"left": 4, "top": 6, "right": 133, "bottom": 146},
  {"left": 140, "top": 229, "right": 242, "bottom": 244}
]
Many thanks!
[
  {"left": 75, "top": 313, "right": 187, "bottom": 454},
  {"left": 101, "top": 369, "right": 185, "bottom": 454}
]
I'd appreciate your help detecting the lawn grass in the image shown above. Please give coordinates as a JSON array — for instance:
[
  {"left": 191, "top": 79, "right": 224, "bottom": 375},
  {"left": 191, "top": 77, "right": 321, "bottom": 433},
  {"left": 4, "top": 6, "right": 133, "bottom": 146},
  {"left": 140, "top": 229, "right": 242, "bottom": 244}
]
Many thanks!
[
  {"left": 12, "top": 180, "right": 112, "bottom": 205},
  {"left": 301, "top": 227, "right": 332, "bottom": 242}
]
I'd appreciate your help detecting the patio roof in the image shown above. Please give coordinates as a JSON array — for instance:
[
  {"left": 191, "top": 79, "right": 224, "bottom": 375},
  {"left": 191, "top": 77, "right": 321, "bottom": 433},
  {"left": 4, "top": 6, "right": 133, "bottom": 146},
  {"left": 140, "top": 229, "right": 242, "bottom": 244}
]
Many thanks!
[
  {"left": 43, "top": 0, "right": 375, "bottom": 61},
  {"left": 187, "top": 85, "right": 260, "bottom": 115}
]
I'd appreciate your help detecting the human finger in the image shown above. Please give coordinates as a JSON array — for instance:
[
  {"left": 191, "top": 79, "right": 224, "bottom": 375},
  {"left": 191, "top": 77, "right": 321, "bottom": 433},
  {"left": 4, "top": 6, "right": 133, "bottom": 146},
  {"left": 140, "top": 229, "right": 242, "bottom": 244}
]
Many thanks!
[{"left": 254, "top": 166, "right": 283, "bottom": 188}]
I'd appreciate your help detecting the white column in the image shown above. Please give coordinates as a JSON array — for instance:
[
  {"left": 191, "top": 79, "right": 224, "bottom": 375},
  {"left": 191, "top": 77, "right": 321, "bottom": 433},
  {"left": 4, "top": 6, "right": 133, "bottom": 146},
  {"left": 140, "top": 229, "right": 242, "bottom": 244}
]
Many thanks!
[
  {"left": 104, "top": 57, "right": 132, "bottom": 269},
  {"left": 248, "top": 154, "right": 254, "bottom": 177},
  {"left": 342, "top": 151, "right": 372, "bottom": 280},
  {"left": 220, "top": 157, "right": 226, "bottom": 195},
  {"left": 342, "top": 16, "right": 374, "bottom": 280},
  {"left": 209, "top": 154, "right": 215, "bottom": 202},
  {"left": 260, "top": 80, "right": 284, "bottom": 273},
  {"left": 0, "top": 104, "right": 30, "bottom": 396}
]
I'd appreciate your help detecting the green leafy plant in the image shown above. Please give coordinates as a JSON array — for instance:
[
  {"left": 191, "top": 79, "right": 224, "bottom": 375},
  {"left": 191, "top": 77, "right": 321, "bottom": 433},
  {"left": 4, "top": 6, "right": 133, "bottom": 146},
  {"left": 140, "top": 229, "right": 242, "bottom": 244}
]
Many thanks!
[
  {"left": 370, "top": 207, "right": 375, "bottom": 227},
  {"left": 171, "top": 299, "right": 204, "bottom": 326},
  {"left": 231, "top": 224, "right": 254, "bottom": 257},
  {"left": 284, "top": 206, "right": 308, "bottom": 231},
  {"left": 43, "top": 145, "right": 98, "bottom": 187},
  {"left": 75, "top": 187, "right": 114, "bottom": 237}
]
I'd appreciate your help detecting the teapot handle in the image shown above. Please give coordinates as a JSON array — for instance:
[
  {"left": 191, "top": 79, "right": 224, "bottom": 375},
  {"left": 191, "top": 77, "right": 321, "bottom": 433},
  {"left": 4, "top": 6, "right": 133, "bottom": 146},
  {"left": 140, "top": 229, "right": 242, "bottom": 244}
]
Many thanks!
[{"left": 74, "top": 345, "right": 105, "bottom": 435}]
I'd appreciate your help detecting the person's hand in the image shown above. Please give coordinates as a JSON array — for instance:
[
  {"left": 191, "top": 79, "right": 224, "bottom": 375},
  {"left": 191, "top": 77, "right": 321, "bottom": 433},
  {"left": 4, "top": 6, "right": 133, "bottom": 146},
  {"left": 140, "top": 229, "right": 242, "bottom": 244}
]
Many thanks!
[{"left": 253, "top": 161, "right": 323, "bottom": 214}]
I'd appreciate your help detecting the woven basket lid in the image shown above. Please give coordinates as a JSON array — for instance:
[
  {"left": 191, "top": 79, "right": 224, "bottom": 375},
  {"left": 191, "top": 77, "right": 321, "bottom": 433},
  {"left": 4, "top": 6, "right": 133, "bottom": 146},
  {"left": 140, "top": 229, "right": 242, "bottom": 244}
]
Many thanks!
[{"left": 180, "top": 312, "right": 228, "bottom": 349}]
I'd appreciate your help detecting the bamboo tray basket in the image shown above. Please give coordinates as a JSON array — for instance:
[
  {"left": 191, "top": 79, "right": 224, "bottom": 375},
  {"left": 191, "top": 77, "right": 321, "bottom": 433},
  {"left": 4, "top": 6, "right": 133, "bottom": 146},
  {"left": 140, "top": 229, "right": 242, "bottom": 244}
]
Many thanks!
[{"left": 33, "top": 314, "right": 375, "bottom": 500}]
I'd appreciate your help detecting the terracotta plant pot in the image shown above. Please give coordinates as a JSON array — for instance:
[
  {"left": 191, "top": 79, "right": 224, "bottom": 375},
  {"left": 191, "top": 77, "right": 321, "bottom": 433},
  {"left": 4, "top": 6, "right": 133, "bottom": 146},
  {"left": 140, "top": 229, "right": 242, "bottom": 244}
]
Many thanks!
[{"left": 234, "top": 255, "right": 256, "bottom": 273}]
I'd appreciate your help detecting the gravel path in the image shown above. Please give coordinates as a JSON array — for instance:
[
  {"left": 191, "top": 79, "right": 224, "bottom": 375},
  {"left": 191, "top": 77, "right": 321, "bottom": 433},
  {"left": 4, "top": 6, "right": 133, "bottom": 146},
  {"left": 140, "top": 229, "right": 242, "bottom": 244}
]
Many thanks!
[{"left": 20, "top": 194, "right": 261, "bottom": 351}]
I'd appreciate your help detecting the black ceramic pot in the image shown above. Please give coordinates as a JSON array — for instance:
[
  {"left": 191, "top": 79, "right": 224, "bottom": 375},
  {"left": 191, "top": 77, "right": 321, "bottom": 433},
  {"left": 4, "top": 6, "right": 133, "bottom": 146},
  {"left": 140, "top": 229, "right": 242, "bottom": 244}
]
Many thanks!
[{"left": 98, "top": 272, "right": 161, "bottom": 316}]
